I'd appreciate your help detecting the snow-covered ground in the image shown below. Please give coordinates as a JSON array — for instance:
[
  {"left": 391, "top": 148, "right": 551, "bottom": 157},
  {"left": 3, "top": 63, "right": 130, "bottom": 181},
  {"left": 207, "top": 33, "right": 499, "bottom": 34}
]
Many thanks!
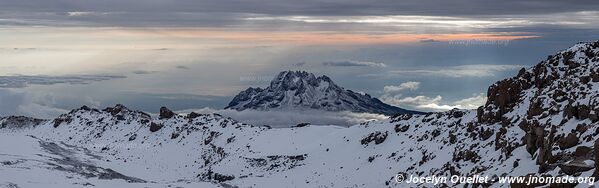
[
  {"left": 0, "top": 134, "right": 221, "bottom": 188},
  {"left": 2, "top": 41, "right": 599, "bottom": 188}
]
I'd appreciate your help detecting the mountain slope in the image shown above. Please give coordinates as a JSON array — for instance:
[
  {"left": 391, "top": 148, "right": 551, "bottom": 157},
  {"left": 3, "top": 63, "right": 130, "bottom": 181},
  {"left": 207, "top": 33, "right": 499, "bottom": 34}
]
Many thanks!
[
  {"left": 1, "top": 41, "right": 599, "bottom": 187},
  {"left": 226, "top": 70, "right": 421, "bottom": 115}
]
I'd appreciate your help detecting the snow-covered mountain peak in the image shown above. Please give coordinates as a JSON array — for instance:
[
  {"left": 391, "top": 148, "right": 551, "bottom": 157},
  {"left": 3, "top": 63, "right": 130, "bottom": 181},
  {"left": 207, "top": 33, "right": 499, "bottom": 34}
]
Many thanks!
[
  {"left": 4, "top": 41, "right": 599, "bottom": 187},
  {"left": 269, "top": 70, "right": 338, "bottom": 91},
  {"left": 226, "top": 70, "right": 420, "bottom": 115}
]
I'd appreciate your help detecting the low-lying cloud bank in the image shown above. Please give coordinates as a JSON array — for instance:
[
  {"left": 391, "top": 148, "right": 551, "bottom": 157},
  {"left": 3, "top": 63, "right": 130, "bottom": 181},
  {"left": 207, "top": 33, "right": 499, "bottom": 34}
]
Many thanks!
[
  {"left": 0, "top": 74, "right": 126, "bottom": 88},
  {"left": 0, "top": 89, "right": 67, "bottom": 118},
  {"left": 178, "top": 108, "right": 389, "bottom": 128}
]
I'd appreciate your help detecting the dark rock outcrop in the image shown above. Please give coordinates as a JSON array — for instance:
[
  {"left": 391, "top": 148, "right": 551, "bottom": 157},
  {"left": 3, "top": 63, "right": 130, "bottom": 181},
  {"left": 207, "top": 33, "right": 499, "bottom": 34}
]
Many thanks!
[
  {"left": 159, "top": 107, "right": 175, "bottom": 119},
  {"left": 149, "top": 122, "right": 163, "bottom": 132},
  {"left": 361, "top": 131, "right": 388, "bottom": 145},
  {"left": 559, "top": 133, "right": 579, "bottom": 150}
]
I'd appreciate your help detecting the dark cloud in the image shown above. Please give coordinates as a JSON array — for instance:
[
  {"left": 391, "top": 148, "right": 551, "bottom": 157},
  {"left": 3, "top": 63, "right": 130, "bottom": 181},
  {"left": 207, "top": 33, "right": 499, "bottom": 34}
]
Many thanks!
[
  {"left": 0, "top": 0, "right": 598, "bottom": 29},
  {"left": 0, "top": 75, "right": 126, "bottom": 88},
  {"left": 419, "top": 39, "right": 442, "bottom": 43},
  {"left": 1, "top": 0, "right": 598, "bottom": 16},
  {"left": 323, "top": 60, "right": 387, "bottom": 68},
  {"left": 131, "top": 70, "right": 157, "bottom": 75},
  {"left": 175, "top": 65, "right": 190, "bottom": 70}
]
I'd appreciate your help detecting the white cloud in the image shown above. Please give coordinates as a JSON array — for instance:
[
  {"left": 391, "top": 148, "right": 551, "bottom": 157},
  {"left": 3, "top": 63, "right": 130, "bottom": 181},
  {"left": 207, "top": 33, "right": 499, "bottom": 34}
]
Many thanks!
[
  {"left": 0, "top": 89, "right": 67, "bottom": 118},
  {"left": 177, "top": 108, "right": 388, "bottom": 127},
  {"left": 66, "top": 11, "right": 113, "bottom": 17},
  {"left": 390, "top": 64, "right": 524, "bottom": 77},
  {"left": 84, "top": 96, "right": 102, "bottom": 108},
  {"left": 417, "top": 103, "right": 462, "bottom": 111},
  {"left": 379, "top": 80, "right": 486, "bottom": 111},
  {"left": 245, "top": 12, "right": 599, "bottom": 30},
  {"left": 67, "top": 12, "right": 94, "bottom": 17},
  {"left": 381, "top": 95, "right": 442, "bottom": 107},
  {"left": 383, "top": 81, "right": 420, "bottom": 93},
  {"left": 380, "top": 93, "right": 487, "bottom": 112},
  {"left": 246, "top": 15, "right": 533, "bottom": 29},
  {"left": 453, "top": 93, "right": 487, "bottom": 109},
  {"left": 322, "top": 60, "right": 387, "bottom": 68}
]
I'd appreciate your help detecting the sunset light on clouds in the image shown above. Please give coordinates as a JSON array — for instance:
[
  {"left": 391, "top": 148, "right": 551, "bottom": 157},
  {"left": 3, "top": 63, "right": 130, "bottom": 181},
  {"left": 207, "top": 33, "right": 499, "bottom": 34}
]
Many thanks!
[{"left": 1, "top": 0, "right": 599, "bottom": 116}]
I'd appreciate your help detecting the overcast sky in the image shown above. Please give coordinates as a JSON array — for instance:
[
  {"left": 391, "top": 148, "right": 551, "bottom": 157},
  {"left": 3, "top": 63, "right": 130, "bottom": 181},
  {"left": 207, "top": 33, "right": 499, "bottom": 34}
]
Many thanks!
[{"left": 1, "top": 0, "right": 599, "bottom": 119}]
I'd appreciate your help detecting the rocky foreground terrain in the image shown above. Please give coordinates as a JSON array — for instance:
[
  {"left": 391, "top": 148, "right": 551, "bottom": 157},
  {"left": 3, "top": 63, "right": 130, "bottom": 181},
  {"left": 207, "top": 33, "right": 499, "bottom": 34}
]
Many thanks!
[{"left": 1, "top": 41, "right": 599, "bottom": 187}]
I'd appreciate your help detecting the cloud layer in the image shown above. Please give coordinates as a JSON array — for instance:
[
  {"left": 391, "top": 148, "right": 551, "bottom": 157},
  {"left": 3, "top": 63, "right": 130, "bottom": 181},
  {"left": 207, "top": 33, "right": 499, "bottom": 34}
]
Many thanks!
[
  {"left": 383, "top": 81, "right": 420, "bottom": 93},
  {"left": 379, "top": 81, "right": 487, "bottom": 111},
  {"left": 0, "top": 75, "right": 126, "bottom": 88},
  {"left": 2, "top": 1, "right": 599, "bottom": 28},
  {"left": 322, "top": 60, "right": 387, "bottom": 68},
  {"left": 391, "top": 64, "right": 525, "bottom": 77},
  {"left": 0, "top": 89, "right": 67, "bottom": 118}
]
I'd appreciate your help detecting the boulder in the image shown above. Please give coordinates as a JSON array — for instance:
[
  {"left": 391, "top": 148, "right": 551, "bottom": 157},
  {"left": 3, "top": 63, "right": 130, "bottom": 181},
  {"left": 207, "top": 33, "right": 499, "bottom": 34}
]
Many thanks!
[
  {"left": 573, "top": 146, "right": 592, "bottom": 158},
  {"left": 150, "top": 122, "right": 163, "bottom": 132},
  {"left": 103, "top": 104, "right": 129, "bottom": 116},
  {"left": 394, "top": 124, "right": 409, "bottom": 133},
  {"left": 560, "top": 161, "right": 593, "bottom": 175},
  {"left": 187, "top": 112, "right": 201, "bottom": 119},
  {"left": 159, "top": 107, "right": 175, "bottom": 119},
  {"left": 590, "top": 113, "right": 599, "bottom": 123},
  {"left": 294, "top": 123, "right": 310, "bottom": 128},
  {"left": 559, "top": 133, "right": 579, "bottom": 150},
  {"left": 563, "top": 104, "right": 575, "bottom": 119},
  {"left": 527, "top": 99, "right": 544, "bottom": 117},
  {"left": 577, "top": 105, "right": 591, "bottom": 120}
]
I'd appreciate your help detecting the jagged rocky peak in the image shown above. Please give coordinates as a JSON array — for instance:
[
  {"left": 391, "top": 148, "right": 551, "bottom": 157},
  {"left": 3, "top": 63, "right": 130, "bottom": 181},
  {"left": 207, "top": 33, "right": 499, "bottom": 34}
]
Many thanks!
[
  {"left": 52, "top": 104, "right": 152, "bottom": 128},
  {"left": 269, "top": 70, "right": 340, "bottom": 91},
  {"left": 226, "top": 70, "right": 420, "bottom": 115},
  {"left": 49, "top": 104, "right": 240, "bottom": 133},
  {"left": 102, "top": 104, "right": 131, "bottom": 116}
]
